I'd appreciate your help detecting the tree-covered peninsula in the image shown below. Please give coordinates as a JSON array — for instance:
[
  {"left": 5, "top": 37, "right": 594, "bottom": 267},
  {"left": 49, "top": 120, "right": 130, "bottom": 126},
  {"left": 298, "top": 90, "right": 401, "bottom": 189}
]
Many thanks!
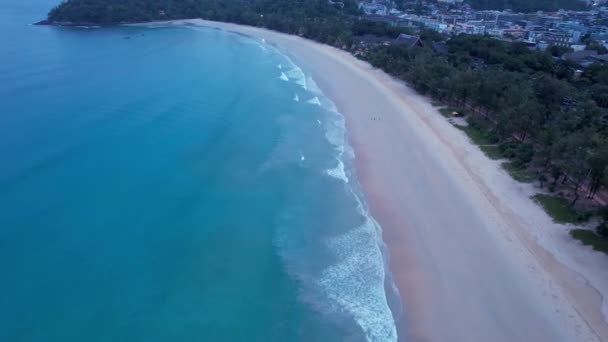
[{"left": 44, "top": 0, "right": 361, "bottom": 45}]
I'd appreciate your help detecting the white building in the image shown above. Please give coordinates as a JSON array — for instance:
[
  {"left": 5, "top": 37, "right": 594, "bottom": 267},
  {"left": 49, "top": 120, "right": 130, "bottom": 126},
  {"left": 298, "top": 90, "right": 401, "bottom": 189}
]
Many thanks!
[{"left": 359, "top": 2, "right": 388, "bottom": 16}]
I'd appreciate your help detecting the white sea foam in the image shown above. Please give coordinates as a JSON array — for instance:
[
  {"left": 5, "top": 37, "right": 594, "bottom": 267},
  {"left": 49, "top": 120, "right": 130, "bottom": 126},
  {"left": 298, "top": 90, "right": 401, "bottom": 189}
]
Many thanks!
[
  {"left": 276, "top": 53, "right": 338, "bottom": 112},
  {"left": 307, "top": 96, "right": 322, "bottom": 106},
  {"left": 305, "top": 76, "right": 322, "bottom": 94},
  {"left": 263, "top": 45, "right": 399, "bottom": 341},
  {"left": 324, "top": 114, "right": 347, "bottom": 155},
  {"left": 316, "top": 93, "right": 397, "bottom": 339},
  {"left": 280, "top": 72, "right": 289, "bottom": 82},
  {"left": 318, "top": 213, "right": 398, "bottom": 342},
  {"left": 277, "top": 55, "right": 328, "bottom": 94},
  {"left": 284, "top": 62, "right": 307, "bottom": 89},
  {"left": 325, "top": 159, "right": 348, "bottom": 183},
  {"left": 255, "top": 38, "right": 267, "bottom": 51},
  {"left": 294, "top": 94, "right": 299, "bottom": 102},
  {"left": 324, "top": 100, "right": 339, "bottom": 113},
  {"left": 278, "top": 63, "right": 283, "bottom": 69}
]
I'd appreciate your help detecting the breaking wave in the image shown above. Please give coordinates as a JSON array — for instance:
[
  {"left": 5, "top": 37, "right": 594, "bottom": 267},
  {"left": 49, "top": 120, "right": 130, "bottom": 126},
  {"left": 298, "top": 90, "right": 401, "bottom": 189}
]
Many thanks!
[
  {"left": 263, "top": 36, "right": 400, "bottom": 342},
  {"left": 318, "top": 207, "right": 398, "bottom": 341},
  {"left": 307, "top": 96, "right": 322, "bottom": 106},
  {"left": 325, "top": 159, "right": 348, "bottom": 183}
]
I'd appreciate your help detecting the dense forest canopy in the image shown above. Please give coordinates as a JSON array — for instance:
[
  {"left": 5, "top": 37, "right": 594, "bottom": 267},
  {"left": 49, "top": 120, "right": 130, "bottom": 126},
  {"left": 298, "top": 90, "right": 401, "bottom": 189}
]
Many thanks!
[
  {"left": 48, "top": 0, "right": 200, "bottom": 23},
  {"left": 47, "top": 0, "right": 358, "bottom": 24},
  {"left": 466, "top": 0, "right": 588, "bottom": 12},
  {"left": 46, "top": 0, "right": 360, "bottom": 45}
]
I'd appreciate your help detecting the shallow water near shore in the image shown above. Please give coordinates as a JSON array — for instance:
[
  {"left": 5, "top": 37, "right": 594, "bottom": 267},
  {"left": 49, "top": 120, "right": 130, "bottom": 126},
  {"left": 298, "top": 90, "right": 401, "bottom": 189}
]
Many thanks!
[{"left": 0, "top": 1, "right": 398, "bottom": 341}]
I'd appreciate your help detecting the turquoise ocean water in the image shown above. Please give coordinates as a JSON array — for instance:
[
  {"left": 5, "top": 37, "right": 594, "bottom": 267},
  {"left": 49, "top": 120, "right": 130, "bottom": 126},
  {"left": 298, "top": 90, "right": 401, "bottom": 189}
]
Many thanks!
[{"left": 0, "top": 1, "right": 400, "bottom": 341}]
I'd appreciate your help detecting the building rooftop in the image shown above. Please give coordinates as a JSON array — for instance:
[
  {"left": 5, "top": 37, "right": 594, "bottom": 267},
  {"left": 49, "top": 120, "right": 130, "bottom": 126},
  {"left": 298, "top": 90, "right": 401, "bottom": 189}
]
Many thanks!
[
  {"left": 563, "top": 50, "right": 598, "bottom": 63},
  {"left": 394, "top": 33, "right": 422, "bottom": 48},
  {"left": 590, "top": 54, "right": 608, "bottom": 62}
]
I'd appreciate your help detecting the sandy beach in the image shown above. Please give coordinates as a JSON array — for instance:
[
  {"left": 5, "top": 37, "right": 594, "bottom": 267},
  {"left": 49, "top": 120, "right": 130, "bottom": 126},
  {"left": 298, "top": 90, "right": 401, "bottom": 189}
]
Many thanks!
[{"left": 143, "top": 19, "right": 608, "bottom": 341}]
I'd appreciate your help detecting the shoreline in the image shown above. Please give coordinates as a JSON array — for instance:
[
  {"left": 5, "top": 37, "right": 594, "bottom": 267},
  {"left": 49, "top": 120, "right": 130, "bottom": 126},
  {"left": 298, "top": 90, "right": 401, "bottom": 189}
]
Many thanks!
[{"left": 133, "top": 19, "right": 607, "bottom": 340}]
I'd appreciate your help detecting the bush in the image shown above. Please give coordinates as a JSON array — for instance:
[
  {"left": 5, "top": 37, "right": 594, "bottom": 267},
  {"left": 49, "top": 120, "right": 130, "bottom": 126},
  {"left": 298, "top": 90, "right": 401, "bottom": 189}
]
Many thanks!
[
  {"left": 532, "top": 194, "right": 582, "bottom": 223},
  {"left": 499, "top": 142, "right": 518, "bottom": 158},
  {"left": 571, "top": 229, "right": 608, "bottom": 255},
  {"left": 538, "top": 174, "right": 547, "bottom": 187},
  {"left": 498, "top": 142, "right": 533, "bottom": 167},
  {"left": 577, "top": 211, "right": 592, "bottom": 222},
  {"left": 468, "top": 118, "right": 483, "bottom": 130},
  {"left": 503, "top": 161, "right": 536, "bottom": 183},
  {"left": 598, "top": 206, "right": 608, "bottom": 221},
  {"left": 597, "top": 222, "right": 608, "bottom": 237},
  {"left": 486, "top": 130, "right": 500, "bottom": 144},
  {"left": 513, "top": 143, "right": 534, "bottom": 167}
]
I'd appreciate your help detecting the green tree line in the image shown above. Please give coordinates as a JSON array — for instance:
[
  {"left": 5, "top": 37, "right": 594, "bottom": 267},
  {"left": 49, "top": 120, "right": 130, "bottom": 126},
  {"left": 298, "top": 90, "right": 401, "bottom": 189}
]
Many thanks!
[{"left": 365, "top": 34, "right": 608, "bottom": 212}]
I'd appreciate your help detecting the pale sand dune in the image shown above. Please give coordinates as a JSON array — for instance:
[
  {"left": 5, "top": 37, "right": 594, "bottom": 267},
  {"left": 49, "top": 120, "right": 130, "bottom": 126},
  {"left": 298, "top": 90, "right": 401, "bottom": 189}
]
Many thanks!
[{"left": 141, "top": 19, "right": 608, "bottom": 341}]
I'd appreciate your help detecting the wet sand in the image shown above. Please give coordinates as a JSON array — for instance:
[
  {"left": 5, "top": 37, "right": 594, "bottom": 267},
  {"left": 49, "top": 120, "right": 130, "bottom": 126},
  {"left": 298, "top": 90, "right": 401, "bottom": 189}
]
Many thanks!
[{"left": 140, "top": 19, "right": 608, "bottom": 341}]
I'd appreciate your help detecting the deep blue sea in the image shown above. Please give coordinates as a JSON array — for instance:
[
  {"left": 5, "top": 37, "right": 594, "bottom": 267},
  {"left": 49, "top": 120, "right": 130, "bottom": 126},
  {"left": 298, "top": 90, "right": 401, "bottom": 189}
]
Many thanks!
[{"left": 0, "top": 1, "right": 399, "bottom": 341}]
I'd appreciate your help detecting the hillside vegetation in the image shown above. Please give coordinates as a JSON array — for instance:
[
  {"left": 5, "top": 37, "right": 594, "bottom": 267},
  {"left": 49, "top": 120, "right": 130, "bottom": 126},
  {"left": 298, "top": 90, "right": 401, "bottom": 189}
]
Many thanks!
[{"left": 47, "top": 0, "right": 361, "bottom": 44}]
